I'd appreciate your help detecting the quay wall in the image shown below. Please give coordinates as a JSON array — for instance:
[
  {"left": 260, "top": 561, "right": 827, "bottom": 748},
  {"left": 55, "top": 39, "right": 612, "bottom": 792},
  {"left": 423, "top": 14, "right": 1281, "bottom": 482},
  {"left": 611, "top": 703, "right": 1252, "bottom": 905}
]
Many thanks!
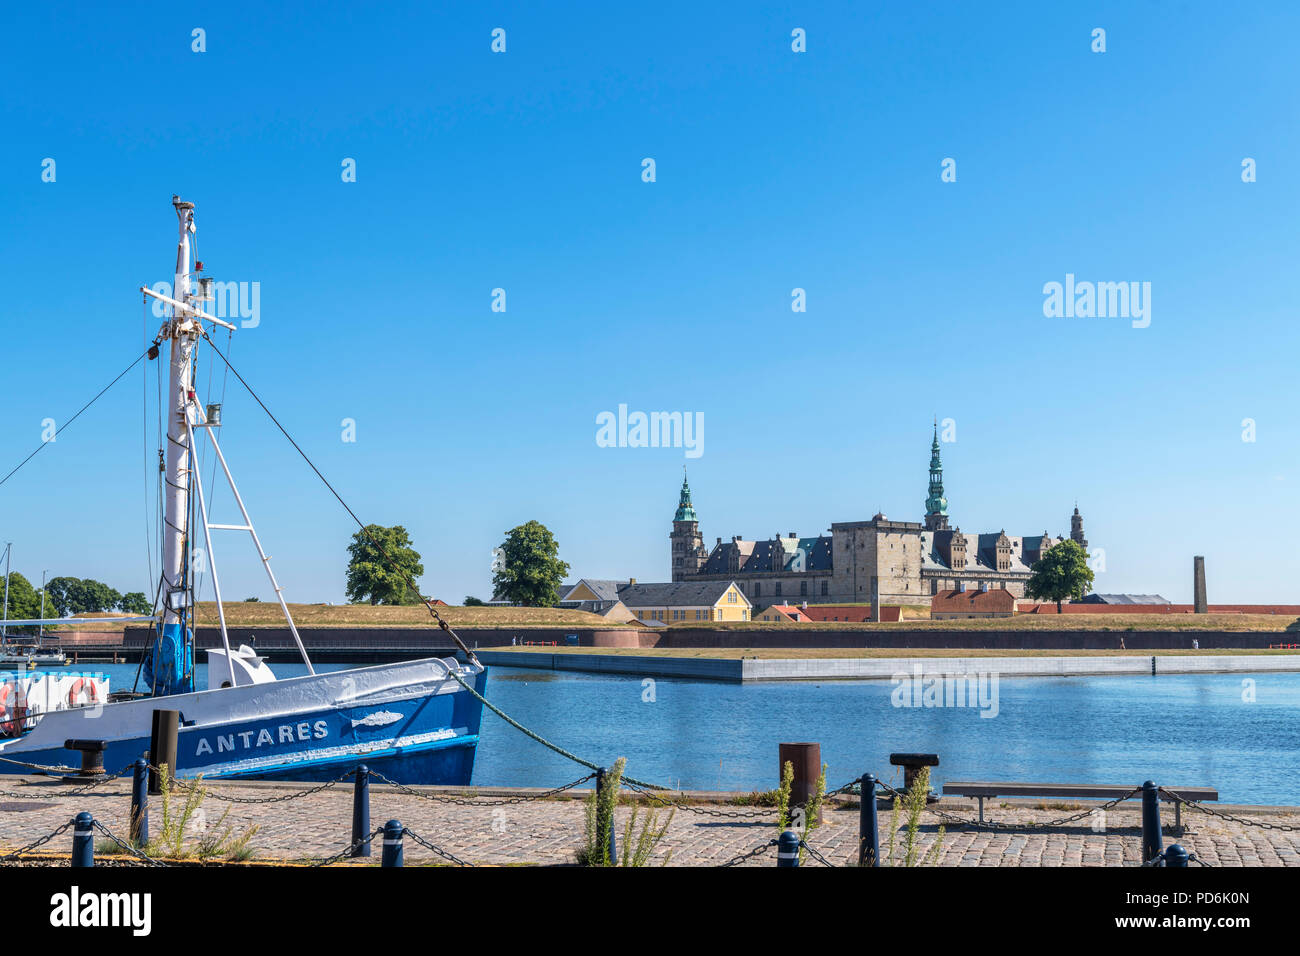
[{"left": 477, "top": 651, "right": 1300, "bottom": 682}]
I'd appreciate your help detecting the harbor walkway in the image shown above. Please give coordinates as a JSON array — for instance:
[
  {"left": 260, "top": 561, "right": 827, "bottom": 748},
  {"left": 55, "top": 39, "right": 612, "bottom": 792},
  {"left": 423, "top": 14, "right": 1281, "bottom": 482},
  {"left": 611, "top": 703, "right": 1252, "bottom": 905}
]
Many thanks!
[{"left": 2, "top": 775, "right": 1298, "bottom": 866}]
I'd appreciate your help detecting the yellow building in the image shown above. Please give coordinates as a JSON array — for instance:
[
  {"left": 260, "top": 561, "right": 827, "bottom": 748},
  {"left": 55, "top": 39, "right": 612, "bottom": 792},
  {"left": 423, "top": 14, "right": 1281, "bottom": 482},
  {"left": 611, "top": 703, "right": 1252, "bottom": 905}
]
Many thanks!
[{"left": 561, "top": 578, "right": 750, "bottom": 623}]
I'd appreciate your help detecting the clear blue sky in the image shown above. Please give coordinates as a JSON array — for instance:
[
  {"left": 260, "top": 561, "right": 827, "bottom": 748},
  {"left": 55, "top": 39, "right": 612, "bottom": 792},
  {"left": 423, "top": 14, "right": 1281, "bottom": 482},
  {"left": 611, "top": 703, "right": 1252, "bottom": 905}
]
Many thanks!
[{"left": 1, "top": 1, "right": 1296, "bottom": 605}]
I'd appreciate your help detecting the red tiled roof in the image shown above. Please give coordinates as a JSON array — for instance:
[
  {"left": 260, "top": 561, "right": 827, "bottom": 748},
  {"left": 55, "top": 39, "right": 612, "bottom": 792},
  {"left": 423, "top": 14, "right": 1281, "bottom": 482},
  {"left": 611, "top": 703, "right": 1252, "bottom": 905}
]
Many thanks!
[
  {"left": 931, "top": 588, "right": 1017, "bottom": 612},
  {"left": 767, "top": 604, "right": 812, "bottom": 622}
]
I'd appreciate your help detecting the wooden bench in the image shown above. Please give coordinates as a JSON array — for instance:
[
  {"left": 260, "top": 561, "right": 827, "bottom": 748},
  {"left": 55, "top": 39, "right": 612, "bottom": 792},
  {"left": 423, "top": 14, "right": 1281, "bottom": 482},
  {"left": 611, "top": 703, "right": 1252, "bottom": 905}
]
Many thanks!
[{"left": 942, "top": 781, "right": 1219, "bottom": 828}]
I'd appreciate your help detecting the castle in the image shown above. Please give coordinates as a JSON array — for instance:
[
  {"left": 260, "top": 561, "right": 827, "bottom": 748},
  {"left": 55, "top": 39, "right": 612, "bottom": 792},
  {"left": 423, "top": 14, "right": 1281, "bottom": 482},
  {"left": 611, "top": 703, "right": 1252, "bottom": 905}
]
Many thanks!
[{"left": 669, "top": 427, "right": 1089, "bottom": 606}]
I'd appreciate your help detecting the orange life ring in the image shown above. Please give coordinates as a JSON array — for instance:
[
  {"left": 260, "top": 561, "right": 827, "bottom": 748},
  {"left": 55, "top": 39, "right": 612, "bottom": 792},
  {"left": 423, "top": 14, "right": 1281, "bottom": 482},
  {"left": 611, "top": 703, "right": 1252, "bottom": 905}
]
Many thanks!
[{"left": 67, "top": 677, "right": 99, "bottom": 708}]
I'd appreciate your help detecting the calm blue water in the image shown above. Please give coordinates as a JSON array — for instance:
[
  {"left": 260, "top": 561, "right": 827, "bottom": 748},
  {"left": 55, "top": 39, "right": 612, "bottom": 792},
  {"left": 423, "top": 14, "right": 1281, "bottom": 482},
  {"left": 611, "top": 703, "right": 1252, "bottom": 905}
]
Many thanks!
[{"left": 42, "top": 662, "right": 1300, "bottom": 804}]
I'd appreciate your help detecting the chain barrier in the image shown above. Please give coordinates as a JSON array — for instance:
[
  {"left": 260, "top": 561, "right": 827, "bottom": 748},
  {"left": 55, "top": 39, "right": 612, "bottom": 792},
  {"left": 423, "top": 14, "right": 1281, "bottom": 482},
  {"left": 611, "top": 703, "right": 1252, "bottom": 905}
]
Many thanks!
[
  {"left": 0, "top": 764, "right": 135, "bottom": 800},
  {"left": 159, "top": 766, "right": 354, "bottom": 804},
  {"left": 91, "top": 819, "right": 169, "bottom": 866},
  {"left": 1142, "top": 849, "right": 1166, "bottom": 867},
  {"left": 305, "top": 828, "right": 383, "bottom": 867},
  {"left": 366, "top": 767, "right": 597, "bottom": 806},
  {"left": 403, "top": 826, "right": 476, "bottom": 866},
  {"left": 0, "top": 818, "right": 75, "bottom": 862},
  {"left": 0, "top": 754, "right": 81, "bottom": 775},
  {"left": 718, "top": 838, "right": 779, "bottom": 867},
  {"left": 620, "top": 778, "right": 775, "bottom": 819},
  {"left": 797, "top": 839, "right": 838, "bottom": 867},
  {"left": 891, "top": 782, "right": 1143, "bottom": 831},
  {"left": 1162, "top": 788, "right": 1299, "bottom": 832}
]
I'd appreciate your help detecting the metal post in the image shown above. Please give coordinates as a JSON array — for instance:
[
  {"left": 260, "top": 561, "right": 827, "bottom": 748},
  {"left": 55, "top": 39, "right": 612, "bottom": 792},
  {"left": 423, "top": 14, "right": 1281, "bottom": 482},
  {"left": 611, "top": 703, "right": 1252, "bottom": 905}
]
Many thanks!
[
  {"left": 1141, "top": 780, "right": 1163, "bottom": 865},
  {"left": 595, "top": 767, "right": 617, "bottom": 864},
  {"left": 130, "top": 758, "right": 149, "bottom": 845},
  {"left": 148, "top": 709, "right": 179, "bottom": 794},
  {"left": 72, "top": 812, "right": 94, "bottom": 867},
  {"left": 777, "top": 829, "right": 801, "bottom": 867},
  {"left": 381, "top": 819, "right": 404, "bottom": 867},
  {"left": 858, "top": 773, "right": 879, "bottom": 867},
  {"left": 351, "top": 764, "right": 371, "bottom": 858},
  {"left": 1164, "top": 844, "right": 1189, "bottom": 868}
]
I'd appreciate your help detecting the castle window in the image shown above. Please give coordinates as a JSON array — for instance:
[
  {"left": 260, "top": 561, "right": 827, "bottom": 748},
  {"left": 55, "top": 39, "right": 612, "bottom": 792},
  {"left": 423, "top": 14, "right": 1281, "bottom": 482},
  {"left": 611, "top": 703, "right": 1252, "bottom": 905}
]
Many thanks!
[
  {"left": 775, "top": 583, "right": 782, "bottom": 597},
  {"left": 800, "top": 581, "right": 808, "bottom": 597},
  {"left": 754, "top": 583, "right": 761, "bottom": 598},
  {"left": 820, "top": 581, "right": 828, "bottom": 596}
]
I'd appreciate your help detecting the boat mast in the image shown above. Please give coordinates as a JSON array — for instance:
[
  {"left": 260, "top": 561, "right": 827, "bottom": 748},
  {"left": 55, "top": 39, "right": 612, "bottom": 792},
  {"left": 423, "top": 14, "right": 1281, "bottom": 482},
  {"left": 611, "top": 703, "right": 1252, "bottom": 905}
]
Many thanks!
[{"left": 161, "top": 198, "right": 198, "bottom": 656}]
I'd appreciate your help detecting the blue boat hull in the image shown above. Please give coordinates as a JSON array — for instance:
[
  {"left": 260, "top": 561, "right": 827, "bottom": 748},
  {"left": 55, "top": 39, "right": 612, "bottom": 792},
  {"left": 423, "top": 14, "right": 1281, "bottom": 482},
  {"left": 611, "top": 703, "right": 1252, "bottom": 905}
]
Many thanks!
[{"left": 1, "top": 664, "right": 488, "bottom": 786}]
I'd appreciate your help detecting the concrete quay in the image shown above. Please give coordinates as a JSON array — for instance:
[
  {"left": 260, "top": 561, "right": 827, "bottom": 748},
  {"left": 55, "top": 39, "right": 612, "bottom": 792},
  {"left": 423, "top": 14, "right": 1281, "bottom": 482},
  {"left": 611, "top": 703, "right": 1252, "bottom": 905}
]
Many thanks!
[{"left": 476, "top": 650, "right": 1300, "bottom": 682}]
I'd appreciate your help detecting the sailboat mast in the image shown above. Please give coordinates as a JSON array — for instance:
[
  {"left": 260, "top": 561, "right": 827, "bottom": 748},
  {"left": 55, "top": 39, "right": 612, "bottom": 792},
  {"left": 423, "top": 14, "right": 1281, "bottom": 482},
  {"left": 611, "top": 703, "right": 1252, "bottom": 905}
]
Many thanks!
[{"left": 161, "top": 198, "right": 198, "bottom": 637}]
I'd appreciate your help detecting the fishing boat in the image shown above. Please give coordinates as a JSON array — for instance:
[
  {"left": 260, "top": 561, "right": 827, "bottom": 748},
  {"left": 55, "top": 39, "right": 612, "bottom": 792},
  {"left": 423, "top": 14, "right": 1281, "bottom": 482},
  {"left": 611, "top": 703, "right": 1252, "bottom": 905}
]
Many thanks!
[{"left": 0, "top": 197, "right": 487, "bottom": 782}]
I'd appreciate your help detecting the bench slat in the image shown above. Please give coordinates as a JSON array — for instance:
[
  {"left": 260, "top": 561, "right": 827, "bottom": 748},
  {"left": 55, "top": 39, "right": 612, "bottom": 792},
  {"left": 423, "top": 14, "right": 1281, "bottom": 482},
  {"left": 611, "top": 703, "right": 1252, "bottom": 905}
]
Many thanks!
[{"left": 942, "top": 781, "right": 1218, "bottom": 802}]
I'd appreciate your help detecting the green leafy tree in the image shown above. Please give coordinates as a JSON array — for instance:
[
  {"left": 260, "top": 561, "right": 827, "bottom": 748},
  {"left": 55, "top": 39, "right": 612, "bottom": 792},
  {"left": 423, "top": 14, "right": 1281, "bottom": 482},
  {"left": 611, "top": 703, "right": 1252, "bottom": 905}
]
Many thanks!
[
  {"left": 490, "top": 520, "right": 570, "bottom": 607},
  {"left": 1026, "top": 539, "right": 1095, "bottom": 612},
  {"left": 43, "top": 576, "right": 121, "bottom": 615},
  {"left": 463, "top": 596, "right": 486, "bottom": 606},
  {"left": 118, "top": 592, "right": 153, "bottom": 615},
  {"left": 2, "top": 572, "right": 45, "bottom": 622},
  {"left": 345, "top": 524, "right": 425, "bottom": 605}
]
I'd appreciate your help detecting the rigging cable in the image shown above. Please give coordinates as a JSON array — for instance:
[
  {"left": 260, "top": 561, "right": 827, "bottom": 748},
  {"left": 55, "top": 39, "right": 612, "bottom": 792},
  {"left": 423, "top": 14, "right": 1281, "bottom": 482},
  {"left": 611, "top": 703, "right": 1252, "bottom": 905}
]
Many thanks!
[
  {"left": 142, "top": 296, "right": 155, "bottom": 590},
  {"left": 0, "top": 346, "right": 152, "bottom": 491},
  {"left": 201, "top": 332, "right": 479, "bottom": 666}
]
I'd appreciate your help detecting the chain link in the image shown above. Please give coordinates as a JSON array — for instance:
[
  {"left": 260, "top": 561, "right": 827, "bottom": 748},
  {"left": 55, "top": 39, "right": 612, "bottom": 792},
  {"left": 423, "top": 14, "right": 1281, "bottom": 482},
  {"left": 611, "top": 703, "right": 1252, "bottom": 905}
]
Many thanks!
[
  {"left": 367, "top": 767, "right": 596, "bottom": 806},
  {"left": 0, "top": 817, "right": 75, "bottom": 861},
  {"left": 797, "top": 839, "right": 838, "bottom": 867},
  {"left": 166, "top": 771, "right": 351, "bottom": 804},
  {"left": 1162, "top": 788, "right": 1300, "bottom": 832},
  {"left": 620, "top": 779, "right": 776, "bottom": 819},
  {"left": 305, "top": 828, "right": 382, "bottom": 867},
  {"left": 91, "top": 819, "right": 169, "bottom": 866},
  {"left": 402, "top": 826, "right": 476, "bottom": 866},
  {"left": 718, "top": 838, "right": 779, "bottom": 867},
  {"left": 898, "top": 783, "right": 1143, "bottom": 831}
]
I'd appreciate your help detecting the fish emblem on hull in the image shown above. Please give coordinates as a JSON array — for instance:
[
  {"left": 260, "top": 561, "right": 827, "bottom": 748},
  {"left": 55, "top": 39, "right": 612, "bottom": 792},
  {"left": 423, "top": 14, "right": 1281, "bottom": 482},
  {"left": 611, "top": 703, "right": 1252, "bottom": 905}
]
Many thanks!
[{"left": 350, "top": 710, "right": 404, "bottom": 729}]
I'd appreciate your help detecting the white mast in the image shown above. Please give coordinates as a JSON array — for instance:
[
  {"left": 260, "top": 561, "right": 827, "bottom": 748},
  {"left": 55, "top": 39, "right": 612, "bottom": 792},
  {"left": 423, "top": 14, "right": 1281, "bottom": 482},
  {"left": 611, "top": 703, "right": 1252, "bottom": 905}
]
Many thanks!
[{"left": 161, "top": 197, "right": 197, "bottom": 646}]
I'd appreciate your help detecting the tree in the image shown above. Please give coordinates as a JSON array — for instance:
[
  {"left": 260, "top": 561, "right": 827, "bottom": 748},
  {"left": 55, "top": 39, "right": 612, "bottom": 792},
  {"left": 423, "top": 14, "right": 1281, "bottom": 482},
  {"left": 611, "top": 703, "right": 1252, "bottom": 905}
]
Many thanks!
[
  {"left": 118, "top": 592, "right": 153, "bottom": 615},
  {"left": 345, "top": 524, "right": 425, "bottom": 605},
  {"left": 2, "top": 572, "right": 45, "bottom": 622},
  {"left": 1026, "top": 539, "right": 1095, "bottom": 612},
  {"left": 491, "top": 520, "right": 570, "bottom": 607},
  {"left": 463, "top": 596, "right": 486, "bottom": 606},
  {"left": 43, "top": 576, "right": 121, "bottom": 615}
]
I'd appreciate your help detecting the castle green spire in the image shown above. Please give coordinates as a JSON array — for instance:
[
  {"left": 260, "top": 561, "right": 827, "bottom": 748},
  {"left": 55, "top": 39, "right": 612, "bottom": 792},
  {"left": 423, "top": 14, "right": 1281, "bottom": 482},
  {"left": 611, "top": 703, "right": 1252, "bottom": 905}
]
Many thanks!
[
  {"left": 924, "top": 422, "right": 949, "bottom": 530},
  {"left": 674, "top": 469, "right": 698, "bottom": 522}
]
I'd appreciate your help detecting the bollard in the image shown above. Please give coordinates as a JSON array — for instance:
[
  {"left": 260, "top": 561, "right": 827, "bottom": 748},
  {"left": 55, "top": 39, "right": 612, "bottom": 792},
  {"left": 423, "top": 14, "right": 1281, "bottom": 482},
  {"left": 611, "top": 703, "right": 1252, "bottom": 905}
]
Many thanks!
[
  {"left": 148, "top": 709, "right": 180, "bottom": 795},
  {"left": 381, "top": 819, "right": 404, "bottom": 867},
  {"left": 779, "top": 743, "right": 823, "bottom": 823},
  {"left": 595, "top": 767, "right": 617, "bottom": 864},
  {"left": 1164, "top": 844, "right": 1189, "bottom": 868},
  {"left": 1141, "top": 780, "right": 1163, "bottom": 865},
  {"left": 72, "top": 812, "right": 94, "bottom": 868},
  {"left": 858, "top": 773, "right": 879, "bottom": 867},
  {"left": 63, "top": 740, "right": 107, "bottom": 781},
  {"left": 351, "top": 764, "right": 371, "bottom": 858},
  {"left": 130, "top": 758, "right": 149, "bottom": 846},
  {"left": 777, "top": 829, "right": 801, "bottom": 867}
]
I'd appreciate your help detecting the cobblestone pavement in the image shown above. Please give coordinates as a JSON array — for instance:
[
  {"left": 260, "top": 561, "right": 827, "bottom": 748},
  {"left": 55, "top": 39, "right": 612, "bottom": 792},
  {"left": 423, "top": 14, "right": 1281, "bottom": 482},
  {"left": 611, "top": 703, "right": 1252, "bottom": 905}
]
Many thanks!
[{"left": 2, "top": 775, "right": 1298, "bottom": 866}]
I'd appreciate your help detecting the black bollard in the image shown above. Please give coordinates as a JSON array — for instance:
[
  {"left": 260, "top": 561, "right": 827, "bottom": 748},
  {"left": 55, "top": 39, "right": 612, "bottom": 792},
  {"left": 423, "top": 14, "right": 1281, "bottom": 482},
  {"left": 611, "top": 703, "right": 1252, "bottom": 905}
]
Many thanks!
[
  {"left": 148, "top": 709, "right": 179, "bottom": 795},
  {"left": 1141, "top": 780, "right": 1163, "bottom": 865},
  {"left": 777, "top": 829, "right": 801, "bottom": 867},
  {"left": 351, "top": 764, "right": 371, "bottom": 858},
  {"left": 130, "top": 758, "right": 149, "bottom": 846},
  {"left": 72, "top": 812, "right": 94, "bottom": 868},
  {"left": 381, "top": 819, "right": 404, "bottom": 867},
  {"left": 858, "top": 773, "right": 879, "bottom": 867},
  {"left": 1164, "top": 844, "right": 1189, "bottom": 868}
]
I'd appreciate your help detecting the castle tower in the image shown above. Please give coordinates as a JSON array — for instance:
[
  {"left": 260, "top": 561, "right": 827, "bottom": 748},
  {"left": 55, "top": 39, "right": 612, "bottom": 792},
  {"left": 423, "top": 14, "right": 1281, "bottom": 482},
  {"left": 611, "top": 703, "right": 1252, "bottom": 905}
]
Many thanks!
[
  {"left": 923, "top": 423, "right": 950, "bottom": 531},
  {"left": 1070, "top": 505, "right": 1088, "bottom": 550},
  {"left": 670, "top": 470, "right": 706, "bottom": 581}
]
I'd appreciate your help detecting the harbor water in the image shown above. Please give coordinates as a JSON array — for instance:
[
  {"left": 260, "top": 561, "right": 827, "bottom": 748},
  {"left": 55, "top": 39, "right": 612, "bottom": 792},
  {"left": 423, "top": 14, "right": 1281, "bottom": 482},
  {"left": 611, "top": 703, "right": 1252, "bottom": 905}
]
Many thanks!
[{"left": 34, "top": 661, "right": 1300, "bottom": 805}]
